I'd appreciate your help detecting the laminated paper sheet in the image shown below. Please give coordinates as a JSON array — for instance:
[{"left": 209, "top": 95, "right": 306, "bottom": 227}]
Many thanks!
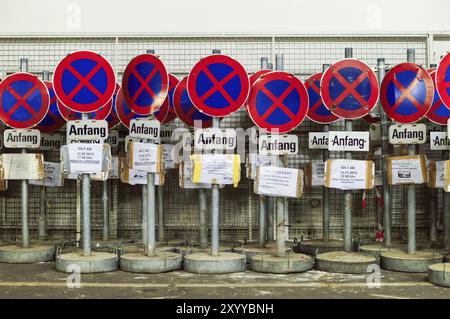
[
  {"left": 127, "top": 141, "right": 163, "bottom": 173},
  {"left": 428, "top": 160, "right": 447, "bottom": 189},
  {"left": 387, "top": 155, "right": 427, "bottom": 185},
  {"left": 324, "top": 159, "right": 374, "bottom": 190},
  {"left": 254, "top": 166, "right": 303, "bottom": 198},
  {"left": 1, "top": 153, "right": 45, "bottom": 180},
  {"left": 190, "top": 154, "right": 240, "bottom": 186},
  {"left": 29, "top": 162, "right": 63, "bottom": 187},
  {"left": 304, "top": 161, "right": 325, "bottom": 187}
]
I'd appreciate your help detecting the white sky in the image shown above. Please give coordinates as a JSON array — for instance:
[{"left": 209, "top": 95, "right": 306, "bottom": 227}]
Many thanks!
[{"left": 0, "top": 0, "right": 449, "bottom": 35}]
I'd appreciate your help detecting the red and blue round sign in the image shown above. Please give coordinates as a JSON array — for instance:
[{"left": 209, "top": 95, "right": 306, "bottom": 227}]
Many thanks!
[
  {"left": 116, "top": 88, "right": 145, "bottom": 129},
  {"left": 247, "top": 71, "right": 309, "bottom": 134},
  {"left": 0, "top": 73, "right": 50, "bottom": 129},
  {"left": 305, "top": 72, "right": 340, "bottom": 124},
  {"left": 246, "top": 69, "right": 272, "bottom": 110},
  {"left": 174, "top": 77, "right": 213, "bottom": 128},
  {"left": 53, "top": 50, "right": 116, "bottom": 113},
  {"left": 321, "top": 59, "right": 379, "bottom": 119},
  {"left": 58, "top": 93, "right": 112, "bottom": 122},
  {"left": 122, "top": 54, "right": 169, "bottom": 116},
  {"left": 381, "top": 62, "right": 434, "bottom": 124},
  {"left": 154, "top": 74, "right": 179, "bottom": 124},
  {"left": 426, "top": 70, "right": 450, "bottom": 125},
  {"left": 187, "top": 54, "right": 249, "bottom": 117},
  {"left": 436, "top": 53, "right": 450, "bottom": 109},
  {"left": 106, "top": 83, "right": 121, "bottom": 128},
  {"left": 36, "top": 81, "right": 66, "bottom": 133}
]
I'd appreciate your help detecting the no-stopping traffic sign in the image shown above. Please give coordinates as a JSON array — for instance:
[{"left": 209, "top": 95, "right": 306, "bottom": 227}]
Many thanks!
[
  {"left": 247, "top": 71, "right": 309, "bottom": 134},
  {"left": 53, "top": 50, "right": 116, "bottom": 113},
  {"left": 154, "top": 74, "right": 179, "bottom": 124},
  {"left": 36, "top": 81, "right": 66, "bottom": 133},
  {"left": 187, "top": 54, "right": 249, "bottom": 117},
  {"left": 122, "top": 54, "right": 169, "bottom": 116},
  {"left": 305, "top": 72, "right": 340, "bottom": 124},
  {"left": 0, "top": 72, "right": 50, "bottom": 129},
  {"left": 321, "top": 59, "right": 379, "bottom": 119},
  {"left": 426, "top": 70, "right": 450, "bottom": 125},
  {"left": 381, "top": 62, "right": 434, "bottom": 124},
  {"left": 173, "top": 77, "right": 213, "bottom": 128},
  {"left": 116, "top": 87, "right": 145, "bottom": 129}
]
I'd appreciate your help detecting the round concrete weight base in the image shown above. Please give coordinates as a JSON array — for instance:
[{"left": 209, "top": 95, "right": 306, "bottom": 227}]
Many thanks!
[
  {"left": 120, "top": 244, "right": 175, "bottom": 254},
  {"left": 444, "top": 253, "right": 450, "bottom": 262},
  {"left": 175, "top": 246, "right": 233, "bottom": 259},
  {"left": 233, "top": 246, "right": 290, "bottom": 262},
  {"left": 184, "top": 252, "right": 246, "bottom": 274},
  {"left": 315, "top": 251, "right": 377, "bottom": 274},
  {"left": 56, "top": 252, "right": 118, "bottom": 273},
  {"left": 120, "top": 252, "right": 182, "bottom": 273},
  {"left": 428, "top": 263, "right": 450, "bottom": 287},
  {"left": 250, "top": 253, "right": 314, "bottom": 273},
  {"left": 0, "top": 244, "right": 55, "bottom": 263},
  {"left": 380, "top": 250, "right": 443, "bottom": 273},
  {"left": 359, "top": 245, "right": 404, "bottom": 259},
  {"left": 294, "top": 240, "right": 343, "bottom": 255}
]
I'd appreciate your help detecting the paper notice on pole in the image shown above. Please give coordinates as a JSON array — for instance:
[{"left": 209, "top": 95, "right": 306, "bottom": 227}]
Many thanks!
[
  {"left": 190, "top": 154, "right": 240, "bottom": 186},
  {"left": 445, "top": 161, "right": 450, "bottom": 192},
  {"left": 246, "top": 153, "right": 277, "bottom": 180},
  {"left": 162, "top": 144, "right": 175, "bottom": 169},
  {"left": 119, "top": 156, "right": 165, "bottom": 186},
  {"left": 0, "top": 153, "right": 45, "bottom": 180},
  {"left": 324, "top": 159, "right": 374, "bottom": 190},
  {"left": 109, "top": 156, "right": 120, "bottom": 179},
  {"left": 127, "top": 141, "right": 163, "bottom": 173},
  {"left": 68, "top": 143, "right": 103, "bottom": 174},
  {"left": 304, "top": 161, "right": 325, "bottom": 187},
  {"left": 29, "top": 162, "right": 63, "bottom": 187},
  {"left": 254, "top": 166, "right": 303, "bottom": 198},
  {"left": 387, "top": 155, "right": 427, "bottom": 185},
  {"left": 428, "top": 160, "right": 447, "bottom": 188},
  {"left": 179, "top": 160, "right": 212, "bottom": 189}
]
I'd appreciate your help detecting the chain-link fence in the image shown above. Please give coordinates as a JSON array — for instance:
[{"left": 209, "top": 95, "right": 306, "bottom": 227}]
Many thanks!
[{"left": 0, "top": 34, "right": 440, "bottom": 246}]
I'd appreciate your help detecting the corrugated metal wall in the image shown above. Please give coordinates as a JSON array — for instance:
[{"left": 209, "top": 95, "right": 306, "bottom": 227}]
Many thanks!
[{"left": 0, "top": 35, "right": 440, "bottom": 245}]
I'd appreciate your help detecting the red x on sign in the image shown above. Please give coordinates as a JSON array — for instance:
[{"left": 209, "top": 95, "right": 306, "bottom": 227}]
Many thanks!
[
  {"left": 122, "top": 54, "right": 169, "bottom": 116},
  {"left": 321, "top": 59, "right": 379, "bottom": 119},
  {"left": 187, "top": 54, "right": 249, "bottom": 117},
  {"left": 0, "top": 72, "right": 50, "bottom": 129},
  {"left": 305, "top": 72, "right": 340, "bottom": 124},
  {"left": 53, "top": 50, "right": 116, "bottom": 113}
]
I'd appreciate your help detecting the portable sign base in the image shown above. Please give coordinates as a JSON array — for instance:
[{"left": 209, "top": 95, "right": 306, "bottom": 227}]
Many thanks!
[
  {"left": 0, "top": 244, "right": 55, "bottom": 264},
  {"left": 315, "top": 251, "right": 377, "bottom": 274},
  {"left": 294, "top": 240, "right": 343, "bottom": 255},
  {"left": 380, "top": 249, "right": 443, "bottom": 273},
  {"left": 428, "top": 262, "right": 450, "bottom": 287}
]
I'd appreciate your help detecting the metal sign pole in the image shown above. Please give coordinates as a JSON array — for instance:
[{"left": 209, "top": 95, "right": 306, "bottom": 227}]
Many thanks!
[
  {"left": 142, "top": 184, "right": 148, "bottom": 246},
  {"left": 266, "top": 61, "right": 275, "bottom": 243},
  {"left": 19, "top": 58, "right": 30, "bottom": 249},
  {"left": 444, "top": 149, "right": 450, "bottom": 249},
  {"left": 274, "top": 54, "right": 287, "bottom": 258},
  {"left": 406, "top": 49, "right": 416, "bottom": 255},
  {"left": 258, "top": 57, "right": 269, "bottom": 248},
  {"left": 343, "top": 48, "right": 353, "bottom": 252},
  {"left": 378, "top": 58, "right": 391, "bottom": 247},
  {"left": 102, "top": 180, "right": 109, "bottom": 241},
  {"left": 322, "top": 63, "right": 331, "bottom": 242},
  {"left": 80, "top": 113, "right": 91, "bottom": 256},
  {"left": 38, "top": 69, "right": 50, "bottom": 241},
  {"left": 157, "top": 180, "right": 165, "bottom": 242}
]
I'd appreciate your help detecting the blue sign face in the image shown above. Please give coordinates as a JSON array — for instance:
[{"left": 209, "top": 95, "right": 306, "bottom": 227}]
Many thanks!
[
  {"left": 36, "top": 82, "right": 66, "bottom": 133},
  {"left": 305, "top": 73, "right": 340, "bottom": 124},
  {"left": 381, "top": 63, "right": 434, "bottom": 124},
  {"left": 0, "top": 73, "right": 50, "bottom": 129},
  {"left": 426, "top": 70, "right": 450, "bottom": 125}
]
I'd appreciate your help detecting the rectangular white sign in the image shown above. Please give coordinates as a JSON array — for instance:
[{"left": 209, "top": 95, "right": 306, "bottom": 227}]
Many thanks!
[
  {"left": 194, "top": 128, "right": 237, "bottom": 150},
  {"left": 328, "top": 131, "right": 369, "bottom": 152},
  {"left": 106, "top": 130, "right": 119, "bottom": 148},
  {"left": 259, "top": 134, "right": 298, "bottom": 155},
  {"left": 430, "top": 160, "right": 446, "bottom": 188},
  {"left": 162, "top": 144, "right": 175, "bottom": 169},
  {"left": 40, "top": 133, "right": 63, "bottom": 151},
  {"left": 255, "top": 166, "right": 302, "bottom": 198},
  {"left": 30, "top": 162, "right": 63, "bottom": 187},
  {"left": 191, "top": 154, "right": 239, "bottom": 185},
  {"left": 308, "top": 132, "right": 328, "bottom": 149},
  {"left": 129, "top": 119, "right": 160, "bottom": 140},
  {"left": 3, "top": 129, "right": 40, "bottom": 148},
  {"left": 430, "top": 132, "right": 450, "bottom": 150},
  {"left": 109, "top": 156, "right": 119, "bottom": 179},
  {"left": 389, "top": 124, "right": 426, "bottom": 144},
  {"left": 324, "top": 159, "right": 374, "bottom": 190},
  {"left": 130, "top": 142, "right": 160, "bottom": 173},
  {"left": 68, "top": 143, "right": 103, "bottom": 174},
  {"left": 305, "top": 161, "right": 325, "bottom": 187},
  {"left": 247, "top": 153, "right": 277, "bottom": 180},
  {"left": 160, "top": 125, "right": 176, "bottom": 143},
  {"left": 66, "top": 120, "right": 108, "bottom": 142}
]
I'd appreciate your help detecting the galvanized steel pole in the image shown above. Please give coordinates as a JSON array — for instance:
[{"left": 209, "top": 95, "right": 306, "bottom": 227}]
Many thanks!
[
  {"left": 378, "top": 58, "right": 392, "bottom": 247},
  {"left": 275, "top": 54, "right": 287, "bottom": 257},
  {"left": 210, "top": 49, "right": 221, "bottom": 256},
  {"left": 147, "top": 171, "right": 156, "bottom": 256},
  {"left": 157, "top": 184, "right": 165, "bottom": 242},
  {"left": 102, "top": 180, "right": 109, "bottom": 241},
  {"left": 407, "top": 49, "right": 416, "bottom": 255},
  {"left": 81, "top": 112, "right": 91, "bottom": 256},
  {"left": 343, "top": 48, "right": 353, "bottom": 252},
  {"left": 20, "top": 58, "right": 30, "bottom": 248},
  {"left": 199, "top": 189, "right": 208, "bottom": 248},
  {"left": 142, "top": 184, "right": 148, "bottom": 246},
  {"left": 322, "top": 63, "right": 331, "bottom": 242}
]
